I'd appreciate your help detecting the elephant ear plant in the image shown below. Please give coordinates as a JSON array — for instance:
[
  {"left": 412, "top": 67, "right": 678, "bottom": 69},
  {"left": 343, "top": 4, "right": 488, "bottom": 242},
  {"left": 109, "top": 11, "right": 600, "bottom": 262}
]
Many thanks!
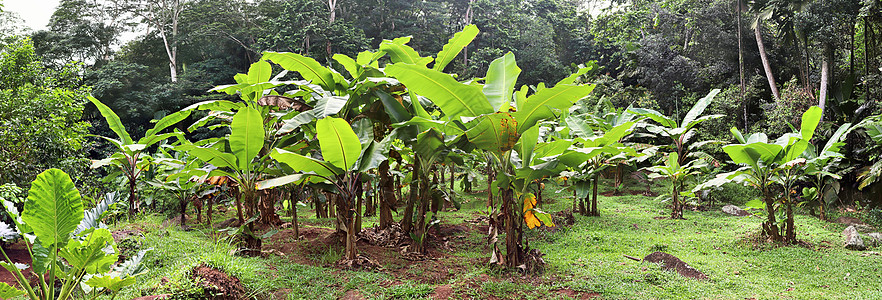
[{"left": 0, "top": 169, "right": 145, "bottom": 300}]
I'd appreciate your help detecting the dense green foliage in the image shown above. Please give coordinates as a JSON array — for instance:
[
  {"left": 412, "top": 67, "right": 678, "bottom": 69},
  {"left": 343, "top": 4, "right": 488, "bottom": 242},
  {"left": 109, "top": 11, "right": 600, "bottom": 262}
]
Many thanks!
[{"left": 2, "top": 0, "right": 882, "bottom": 298}]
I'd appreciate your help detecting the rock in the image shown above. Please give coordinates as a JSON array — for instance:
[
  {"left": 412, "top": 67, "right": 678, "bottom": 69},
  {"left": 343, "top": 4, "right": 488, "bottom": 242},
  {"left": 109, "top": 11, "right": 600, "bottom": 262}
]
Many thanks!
[
  {"left": 722, "top": 205, "right": 751, "bottom": 217},
  {"left": 867, "top": 232, "right": 882, "bottom": 247},
  {"left": 643, "top": 251, "right": 708, "bottom": 280},
  {"left": 835, "top": 217, "right": 876, "bottom": 232},
  {"left": 843, "top": 225, "right": 866, "bottom": 250}
]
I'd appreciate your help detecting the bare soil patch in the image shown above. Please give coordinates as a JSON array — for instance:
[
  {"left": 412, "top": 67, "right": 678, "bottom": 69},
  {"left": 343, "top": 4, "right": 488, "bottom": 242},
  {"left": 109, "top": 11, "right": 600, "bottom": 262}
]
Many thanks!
[{"left": 191, "top": 263, "right": 246, "bottom": 300}]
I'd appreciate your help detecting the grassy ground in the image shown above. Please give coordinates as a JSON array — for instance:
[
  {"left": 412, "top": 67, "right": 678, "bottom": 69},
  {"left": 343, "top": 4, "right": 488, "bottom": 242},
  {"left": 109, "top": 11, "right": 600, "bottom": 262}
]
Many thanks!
[{"left": 105, "top": 178, "right": 882, "bottom": 300}]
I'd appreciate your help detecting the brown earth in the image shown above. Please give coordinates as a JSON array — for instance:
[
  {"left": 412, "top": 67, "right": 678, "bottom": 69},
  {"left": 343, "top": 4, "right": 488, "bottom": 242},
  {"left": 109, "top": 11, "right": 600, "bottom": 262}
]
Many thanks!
[
  {"left": 191, "top": 263, "right": 246, "bottom": 300},
  {"left": 0, "top": 241, "right": 36, "bottom": 286}
]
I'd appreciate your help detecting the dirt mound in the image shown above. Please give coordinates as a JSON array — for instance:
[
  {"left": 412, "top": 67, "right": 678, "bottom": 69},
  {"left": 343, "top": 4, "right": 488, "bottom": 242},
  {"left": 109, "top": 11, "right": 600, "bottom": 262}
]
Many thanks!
[
  {"left": 0, "top": 242, "right": 35, "bottom": 286},
  {"left": 358, "top": 223, "right": 407, "bottom": 248},
  {"left": 191, "top": 264, "right": 246, "bottom": 300},
  {"left": 643, "top": 251, "right": 708, "bottom": 280}
]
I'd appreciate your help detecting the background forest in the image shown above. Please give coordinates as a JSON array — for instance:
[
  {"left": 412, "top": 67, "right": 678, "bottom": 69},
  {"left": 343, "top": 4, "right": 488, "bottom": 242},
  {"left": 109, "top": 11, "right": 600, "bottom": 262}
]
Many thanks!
[
  {"left": 2, "top": 0, "right": 881, "bottom": 193},
  {"left": 2, "top": 0, "right": 882, "bottom": 299}
]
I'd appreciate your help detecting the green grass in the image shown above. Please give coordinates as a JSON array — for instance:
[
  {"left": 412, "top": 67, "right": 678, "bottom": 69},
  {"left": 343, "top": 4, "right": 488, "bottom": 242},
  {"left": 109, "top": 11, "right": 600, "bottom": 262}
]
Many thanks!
[{"left": 103, "top": 178, "right": 882, "bottom": 299}]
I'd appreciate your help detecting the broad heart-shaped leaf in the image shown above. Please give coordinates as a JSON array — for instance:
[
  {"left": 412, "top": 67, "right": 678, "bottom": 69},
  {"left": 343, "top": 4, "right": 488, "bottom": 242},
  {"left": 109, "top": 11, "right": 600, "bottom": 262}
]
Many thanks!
[
  {"left": 385, "top": 64, "right": 493, "bottom": 120},
  {"left": 262, "top": 52, "right": 336, "bottom": 90},
  {"left": 85, "top": 274, "right": 137, "bottom": 292},
  {"left": 682, "top": 89, "right": 720, "bottom": 125},
  {"left": 75, "top": 192, "right": 118, "bottom": 235},
  {"left": 466, "top": 113, "right": 519, "bottom": 155},
  {"left": 247, "top": 60, "right": 272, "bottom": 84},
  {"left": 483, "top": 52, "right": 521, "bottom": 112},
  {"left": 271, "top": 149, "right": 341, "bottom": 177},
  {"left": 629, "top": 108, "right": 677, "bottom": 128},
  {"left": 317, "top": 117, "right": 362, "bottom": 171},
  {"left": 59, "top": 228, "right": 118, "bottom": 274},
  {"left": 800, "top": 106, "right": 822, "bottom": 141},
  {"left": 24, "top": 169, "right": 83, "bottom": 249},
  {"left": 513, "top": 84, "right": 595, "bottom": 134},
  {"left": 230, "top": 107, "right": 265, "bottom": 171},
  {"left": 434, "top": 25, "right": 479, "bottom": 71},
  {"left": 88, "top": 96, "right": 132, "bottom": 145},
  {"left": 0, "top": 282, "right": 25, "bottom": 299}
]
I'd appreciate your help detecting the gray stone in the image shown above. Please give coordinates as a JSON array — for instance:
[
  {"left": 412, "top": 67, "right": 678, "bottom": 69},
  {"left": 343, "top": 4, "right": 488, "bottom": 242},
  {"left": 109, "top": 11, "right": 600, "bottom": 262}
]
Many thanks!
[
  {"left": 867, "top": 232, "right": 882, "bottom": 247},
  {"left": 843, "top": 225, "right": 866, "bottom": 250},
  {"left": 722, "top": 205, "right": 751, "bottom": 217}
]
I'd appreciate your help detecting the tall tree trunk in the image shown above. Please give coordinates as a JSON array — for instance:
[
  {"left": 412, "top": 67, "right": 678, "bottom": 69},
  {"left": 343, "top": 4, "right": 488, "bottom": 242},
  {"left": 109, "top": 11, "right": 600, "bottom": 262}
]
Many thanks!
[
  {"left": 737, "top": 0, "right": 747, "bottom": 127},
  {"left": 413, "top": 171, "right": 430, "bottom": 253},
  {"left": 819, "top": 44, "right": 832, "bottom": 120},
  {"left": 755, "top": 21, "right": 780, "bottom": 101},
  {"left": 486, "top": 159, "right": 494, "bottom": 209}
]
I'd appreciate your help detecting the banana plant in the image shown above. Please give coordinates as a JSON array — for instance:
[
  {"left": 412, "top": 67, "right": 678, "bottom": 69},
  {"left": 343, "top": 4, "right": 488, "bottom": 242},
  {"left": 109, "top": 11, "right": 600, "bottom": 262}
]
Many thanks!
[
  {"left": 557, "top": 121, "right": 639, "bottom": 216},
  {"left": 147, "top": 150, "right": 210, "bottom": 227},
  {"left": 802, "top": 122, "right": 854, "bottom": 220},
  {"left": 0, "top": 169, "right": 145, "bottom": 300},
  {"left": 386, "top": 51, "right": 595, "bottom": 269},
  {"left": 263, "top": 117, "right": 390, "bottom": 261},
  {"left": 629, "top": 89, "right": 722, "bottom": 165},
  {"left": 697, "top": 106, "right": 822, "bottom": 243},
  {"left": 89, "top": 96, "right": 190, "bottom": 219},
  {"left": 646, "top": 152, "right": 707, "bottom": 219},
  {"left": 176, "top": 107, "right": 269, "bottom": 226}
]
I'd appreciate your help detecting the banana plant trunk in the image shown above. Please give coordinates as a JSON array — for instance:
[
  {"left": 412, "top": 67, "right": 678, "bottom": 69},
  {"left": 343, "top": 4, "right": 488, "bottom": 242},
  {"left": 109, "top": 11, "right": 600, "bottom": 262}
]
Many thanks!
[
  {"left": 413, "top": 171, "right": 430, "bottom": 253},
  {"left": 591, "top": 175, "right": 599, "bottom": 216},
  {"left": 127, "top": 173, "right": 137, "bottom": 219},
  {"left": 785, "top": 197, "right": 795, "bottom": 243},
  {"left": 762, "top": 186, "right": 782, "bottom": 242},
  {"left": 671, "top": 183, "right": 682, "bottom": 219},
  {"left": 401, "top": 159, "right": 420, "bottom": 233},
  {"left": 502, "top": 188, "right": 523, "bottom": 268},
  {"left": 336, "top": 188, "right": 357, "bottom": 260}
]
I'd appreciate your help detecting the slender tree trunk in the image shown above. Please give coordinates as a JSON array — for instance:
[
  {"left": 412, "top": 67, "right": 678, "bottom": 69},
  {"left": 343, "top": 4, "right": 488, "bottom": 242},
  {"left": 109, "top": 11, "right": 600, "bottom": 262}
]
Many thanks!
[
  {"left": 737, "top": 0, "right": 747, "bottom": 127},
  {"left": 487, "top": 159, "right": 495, "bottom": 209},
  {"left": 755, "top": 21, "right": 780, "bottom": 101},
  {"left": 206, "top": 194, "right": 213, "bottom": 227},
  {"left": 819, "top": 44, "right": 832, "bottom": 120},
  {"left": 785, "top": 197, "right": 795, "bottom": 243},
  {"left": 591, "top": 174, "right": 599, "bottom": 216},
  {"left": 128, "top": 175, "right": 137, "bottom": 219},
  {"left": 180, "top": 196, "right": 187, "bottom": 226}
]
